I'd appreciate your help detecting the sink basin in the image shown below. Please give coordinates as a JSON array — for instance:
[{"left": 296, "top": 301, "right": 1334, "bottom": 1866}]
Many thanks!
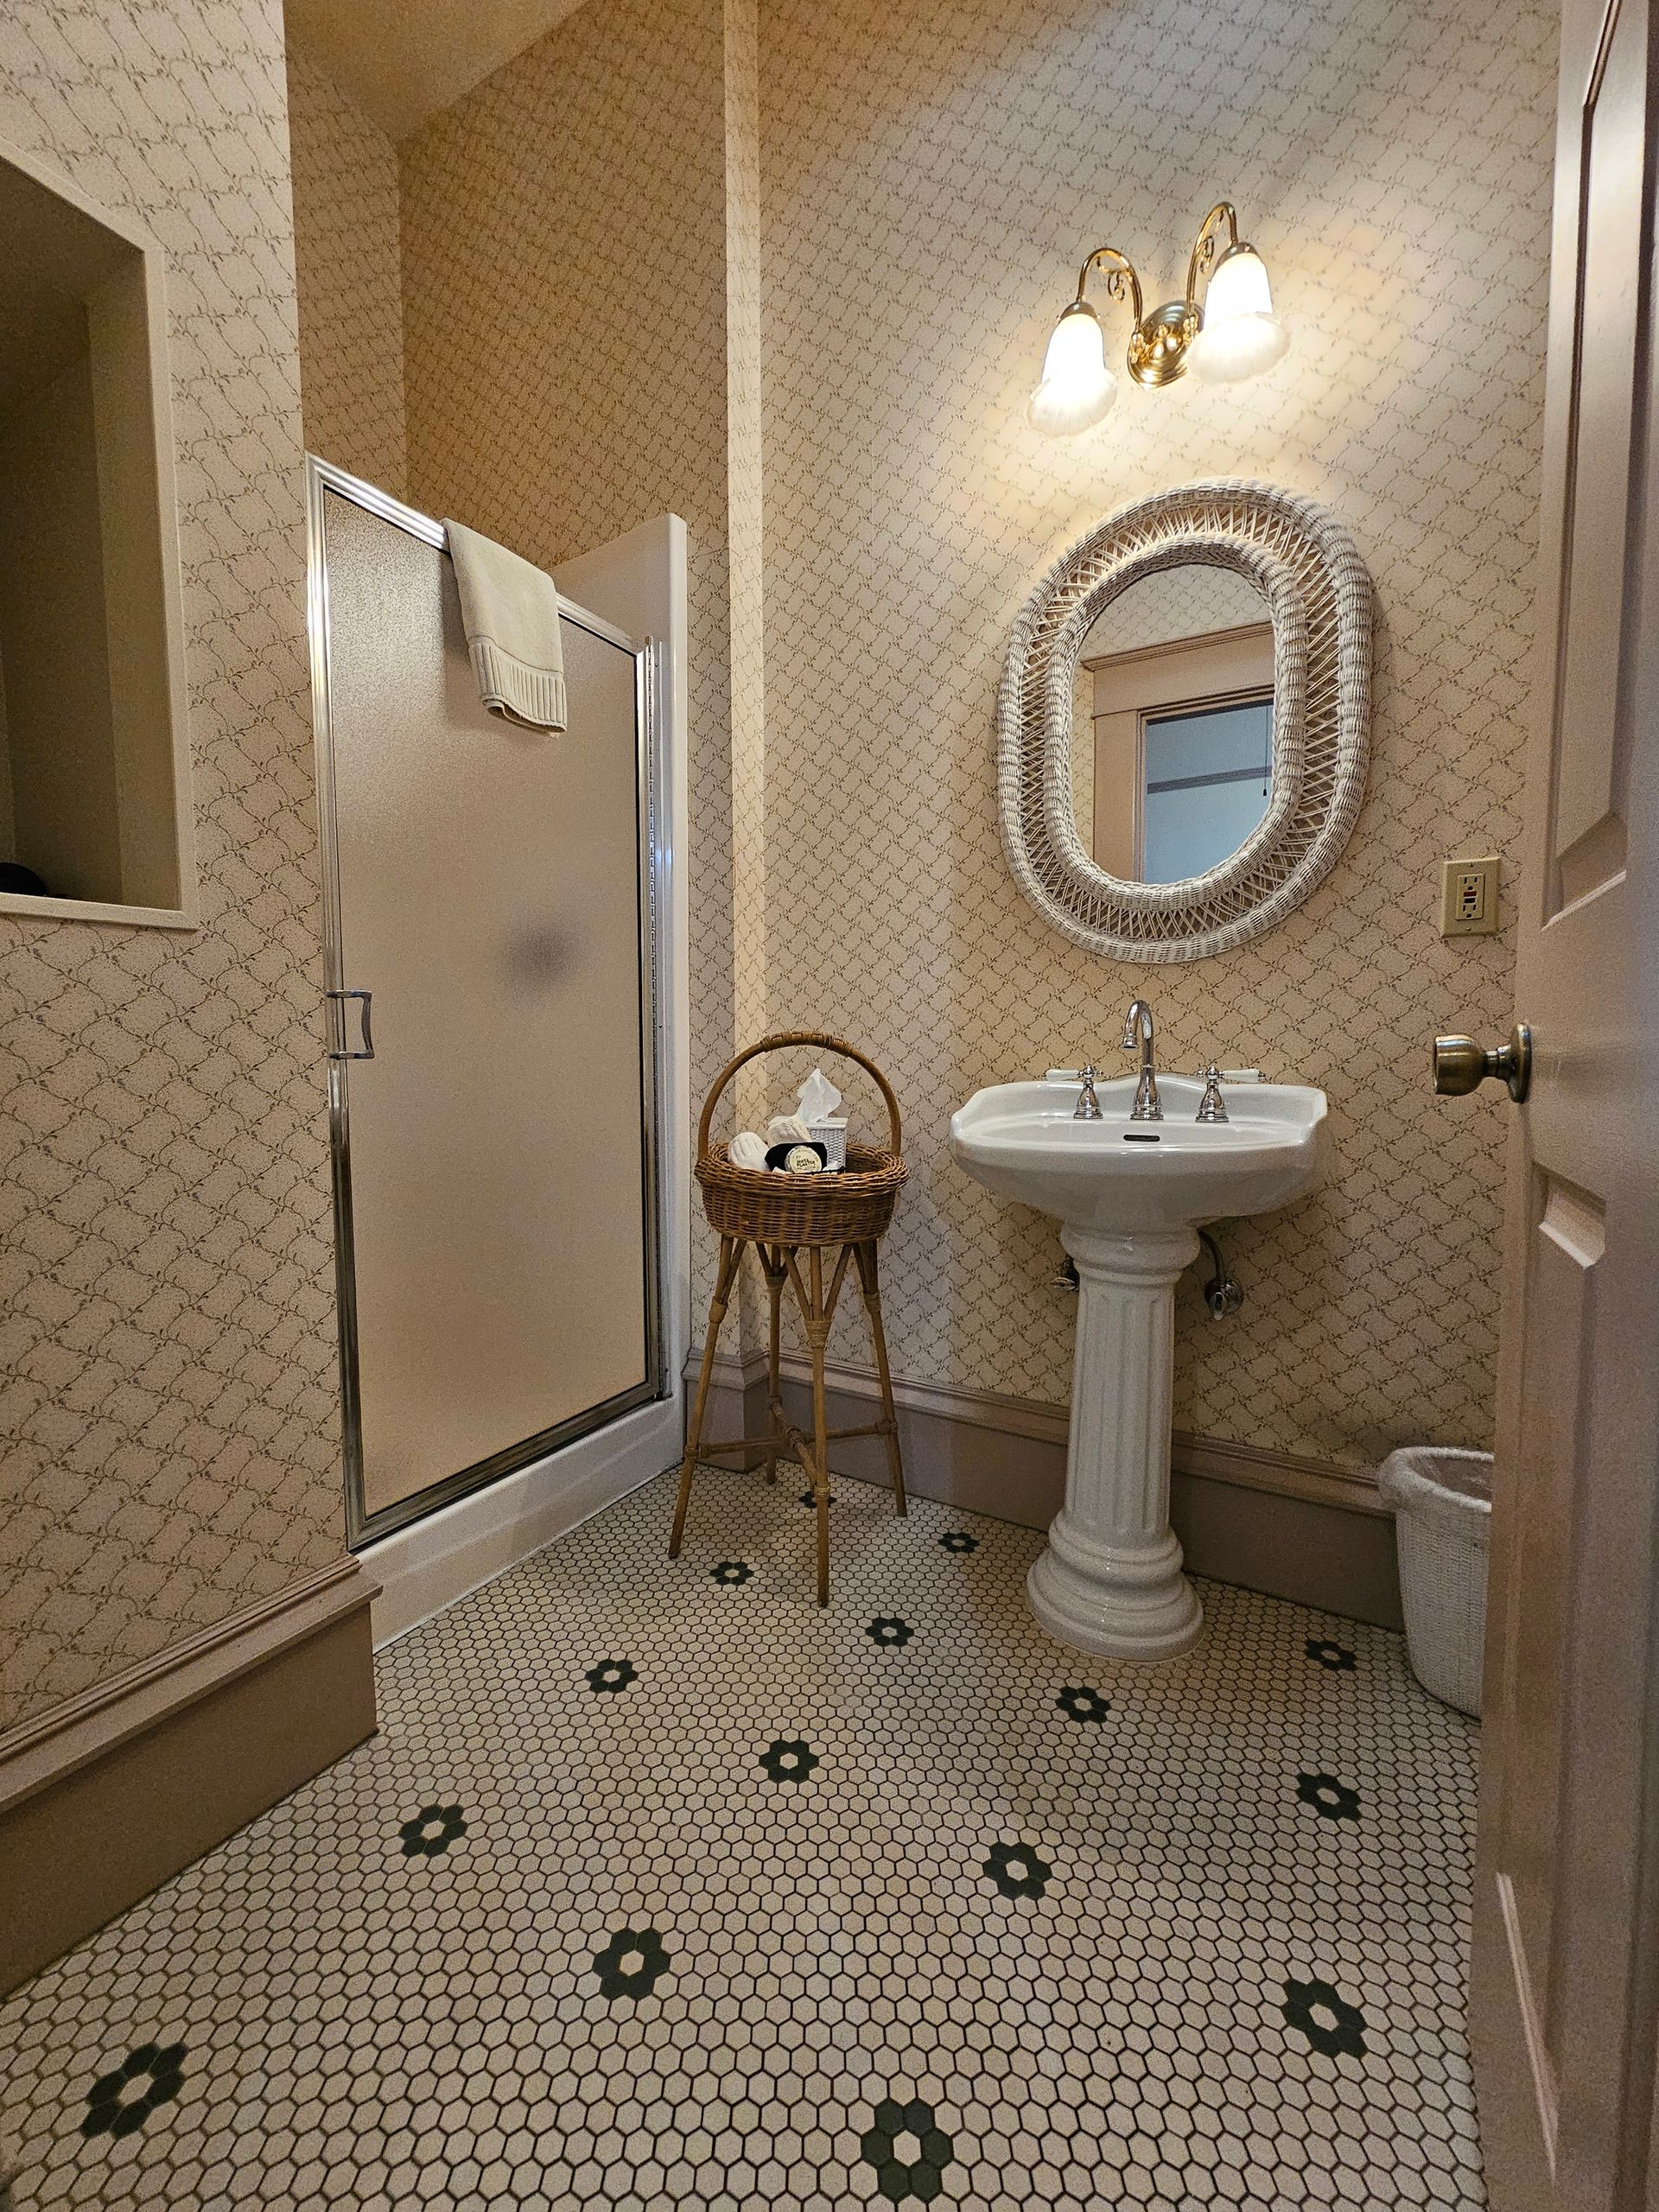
[
  {"left": 950, "top": 1068, "right": 1330, "bottom": 1662},
  {"left": 950, "top": 1074, "right": 1328, "bottom": 1230}
]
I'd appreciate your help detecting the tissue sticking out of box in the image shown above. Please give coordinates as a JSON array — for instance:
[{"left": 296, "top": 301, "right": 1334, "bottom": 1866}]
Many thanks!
[
  {"left": 766, "top": 1114, "right": 811, "bottom": 1145},
  {"left": 798, "top": 1068, "right": 841, "bottom": 1122},
  {"left": 728, "top": 1130, "right": 769, "bottom": 1172},
  {"left": 797, "top": 1065, "right": 848, "bottom": 1169}
]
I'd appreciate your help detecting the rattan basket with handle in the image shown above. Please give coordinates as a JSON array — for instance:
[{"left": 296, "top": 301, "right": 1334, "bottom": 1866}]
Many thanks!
[{"left": 696, "top": 1032, "right": 906, "bottom": 1246}]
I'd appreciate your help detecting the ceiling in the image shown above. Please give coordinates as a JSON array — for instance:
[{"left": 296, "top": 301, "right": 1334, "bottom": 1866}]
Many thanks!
[{"left": 284, "top": 0, "right": 594, "bottom": 140}]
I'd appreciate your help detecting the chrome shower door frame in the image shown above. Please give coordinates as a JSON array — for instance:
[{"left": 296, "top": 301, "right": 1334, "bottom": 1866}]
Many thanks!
[{"left": 304, "top": 457, "right": 666, "bottom": 1551}]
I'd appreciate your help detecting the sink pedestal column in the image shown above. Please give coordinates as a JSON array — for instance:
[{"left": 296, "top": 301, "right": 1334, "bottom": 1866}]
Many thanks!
[{"left": 1027, "top": 1222, "right": 1205, "bottom": 1660}]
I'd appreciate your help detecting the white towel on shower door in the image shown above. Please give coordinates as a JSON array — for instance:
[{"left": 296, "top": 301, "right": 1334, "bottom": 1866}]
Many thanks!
[{"left": 442, "top": 518, "right": 568, "bottom": 732}]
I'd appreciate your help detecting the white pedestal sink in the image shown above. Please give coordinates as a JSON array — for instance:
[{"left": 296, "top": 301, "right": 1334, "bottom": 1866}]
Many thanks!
[{"left": 950, "top": 1072, "right": 1329, "bottom": 1660}]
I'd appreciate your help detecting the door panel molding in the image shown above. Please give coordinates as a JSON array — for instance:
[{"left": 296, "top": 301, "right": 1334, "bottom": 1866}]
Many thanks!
[
  {"left": 1548, "top": 0, "right": 1641, "bottom": 913},
  {"left": 1497, "top": 1869, "right": 1559, "bottom": 2171}
]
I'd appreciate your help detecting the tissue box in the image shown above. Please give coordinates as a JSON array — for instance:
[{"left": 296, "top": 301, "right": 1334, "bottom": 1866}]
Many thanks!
[{"left": 806, "top": 1117, "right": 847, "bottom": 1170}]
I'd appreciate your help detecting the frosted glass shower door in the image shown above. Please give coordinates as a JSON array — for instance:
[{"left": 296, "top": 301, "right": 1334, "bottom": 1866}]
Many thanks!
[{"left": 312, "top": 475, "right": 658, "bottom": 1541}]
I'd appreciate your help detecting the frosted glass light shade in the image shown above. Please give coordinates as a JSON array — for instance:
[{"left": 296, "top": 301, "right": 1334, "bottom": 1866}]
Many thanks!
[
  {"left": 1027, "top": 302, "right": 1117, "bottom": 435},
  {"left": 1187, "top": 245, "right": 1290, "bottom": 384}
]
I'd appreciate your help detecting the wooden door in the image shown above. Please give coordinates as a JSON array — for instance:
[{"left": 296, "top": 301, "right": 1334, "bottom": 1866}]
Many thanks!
[{"left": 1470, "top": 0, "right": 1659, "bottom": 2203}]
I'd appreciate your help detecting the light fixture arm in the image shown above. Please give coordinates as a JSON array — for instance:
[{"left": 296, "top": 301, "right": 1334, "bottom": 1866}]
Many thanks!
[
  {"left": 1073, "top": 245, "right": 1144, "bottom": 329},
  {"left": 1184, "top": 200, "right": 1242, "bottom": 308},
  {"left": 1028, "top": 197, "right": 1285, "bottom": 423}
]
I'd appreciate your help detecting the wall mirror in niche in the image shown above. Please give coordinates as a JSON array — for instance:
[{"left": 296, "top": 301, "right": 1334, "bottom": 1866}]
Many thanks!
[
  {"left": 1001, "top": 480, "right": 1371, "bottom": 962},
  {"left": 0, "top": 137, "right": 194, "bottom": 930}
]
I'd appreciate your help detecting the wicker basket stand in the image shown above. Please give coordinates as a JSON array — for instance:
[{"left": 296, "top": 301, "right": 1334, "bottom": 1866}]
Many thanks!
[{"left": 670, "top": 1031, "right": 909, "bottom": 1605}]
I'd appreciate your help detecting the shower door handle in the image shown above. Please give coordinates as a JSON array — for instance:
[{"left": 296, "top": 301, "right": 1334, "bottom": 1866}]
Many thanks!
[{"left": 326, "top": 988, "right": 375, "bottom": 1060}]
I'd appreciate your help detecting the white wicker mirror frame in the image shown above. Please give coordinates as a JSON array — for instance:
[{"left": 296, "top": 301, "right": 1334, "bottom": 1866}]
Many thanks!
[{"left": 996, "top": 479, "right": 1373, "bottom": 963}]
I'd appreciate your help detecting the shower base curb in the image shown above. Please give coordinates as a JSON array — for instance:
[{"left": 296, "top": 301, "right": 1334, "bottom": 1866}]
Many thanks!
[{"left": 362, "top": 1394, "right": 685, "bottom": 1649}]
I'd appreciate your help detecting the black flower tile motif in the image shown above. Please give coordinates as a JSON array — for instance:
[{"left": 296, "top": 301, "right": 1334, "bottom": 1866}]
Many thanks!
[
  {"left": 866, "top": 1617, "right": 913, "bottom": 1648},
  {"left": 938, "top": 1531, "right": 978, "bottom": 1554},
  {"left": 798, "top": 1487, "right": 835, "bottom": 1509},
  {"left": 584, "top": 1657, "right": 637, "bottom": 1693},
  {"left": 398, "top": 1804, "right": 467, "bottom": 1858},
  {"left": 1306, "top": 1637, "right": 1357, "bottom": 1672},
  {"left": 80, "top": 2044, "right": 186, "bottom": 2141},
  {"left": 760, "top": 1738, "right": 818, "bottom": 1784},
  {"left": 1056, "top": 1685, "right": 1111, "bottom": 1723},
  {"left": 1298, "top": 1770, "right": 1361, "bottom": 1821},
  {"left": 860, "top": 2094, "right": 956, "bottom": 2205},
  {"left": 3, "top": 1464, "right": 1485, "bottom": 2212},
  {"left": 984, "top": 1841, "right": 1052, "bottom": 1899},
  {"left": 591, "top": 1927, "right": 671, "bottom": 2001},
  {"left": 1282, "top": 1977, "right": 1369, "bottom": 2058},
  {"left": 709, "top": 1560, "right": 753, "bottom": 1586}
]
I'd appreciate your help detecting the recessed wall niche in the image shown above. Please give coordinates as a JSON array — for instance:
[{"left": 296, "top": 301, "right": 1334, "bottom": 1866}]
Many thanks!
[{"left": 0, "top": 137, "right": 194, "bottom": 927}]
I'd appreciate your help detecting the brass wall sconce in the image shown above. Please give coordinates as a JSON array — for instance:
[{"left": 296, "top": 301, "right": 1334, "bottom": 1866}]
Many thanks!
[{"left": 1028, "top": 201, "right": 1289, "bottom": 435}]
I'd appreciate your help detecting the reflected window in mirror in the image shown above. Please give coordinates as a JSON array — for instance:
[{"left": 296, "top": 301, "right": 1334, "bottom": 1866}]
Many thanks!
[
  {"left": 1142, "top": 692, "right": 1273, "bottom": 881},
  {"left": 1072, "top": 563, "right": 1273, "bottom": 885}
]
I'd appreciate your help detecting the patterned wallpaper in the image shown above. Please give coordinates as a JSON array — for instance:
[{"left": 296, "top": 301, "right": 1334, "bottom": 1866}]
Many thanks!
[
  {"left": 757, "top": 0, "right": 1556, "bottom": 1469},
  {"left": 721, "top": 0, "right": 768, "bottom": 1348},
  {"left": 0, "top": 0, "right": 344, "bottom": 1732},
  {"left": 397, "top": 0, "right": 747, "bottom": 1332},
  {"left": 1084, "top": 565, "right": 1270, "bottom": 658},
  {"left": 725, "top": 0, "right": 765, "bottom": 1068},
  {"left": 285, "top": 39, "right": 408, "bottom": 496},
  {"left": 1, "top": 0, "right": 1553, "bottom": 1744},
  {"left": 297, "top": 0, "right": 1553, "bottom": 1477}
]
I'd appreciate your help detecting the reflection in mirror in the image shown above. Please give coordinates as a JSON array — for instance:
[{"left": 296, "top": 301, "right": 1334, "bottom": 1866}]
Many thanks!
[{"left": 1071, "top": 563, "right": 1273, "bottom": 884}]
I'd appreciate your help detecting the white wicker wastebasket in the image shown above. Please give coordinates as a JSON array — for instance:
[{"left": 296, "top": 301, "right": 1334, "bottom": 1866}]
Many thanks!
[{"left": 1376, "top": 1446, "right": 1492, "bottom": 1718}]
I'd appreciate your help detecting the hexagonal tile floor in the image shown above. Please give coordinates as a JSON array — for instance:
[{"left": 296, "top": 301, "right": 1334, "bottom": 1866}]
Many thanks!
[{"left": 0, "top": 1465, "right": 1484, "bottom": 2209}]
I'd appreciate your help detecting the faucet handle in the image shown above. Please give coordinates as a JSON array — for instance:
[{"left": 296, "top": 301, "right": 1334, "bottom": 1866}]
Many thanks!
[
  {"left": 1073, "top": 1065, "right": 1103, "bottom": 1121},
  {"left": 1196, "top": 1064, "right": 1228, "bottom": 1123}
]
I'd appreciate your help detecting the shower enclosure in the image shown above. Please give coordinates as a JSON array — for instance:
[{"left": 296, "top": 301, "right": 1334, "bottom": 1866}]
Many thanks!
[{"left": 305, "top": 461, "right": 679, "bottom": 1560}]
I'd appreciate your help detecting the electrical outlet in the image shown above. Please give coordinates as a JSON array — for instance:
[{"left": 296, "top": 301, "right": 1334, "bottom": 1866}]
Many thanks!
[{"left": 1440, "top": 855, "right": 1500, "bottom": 937}]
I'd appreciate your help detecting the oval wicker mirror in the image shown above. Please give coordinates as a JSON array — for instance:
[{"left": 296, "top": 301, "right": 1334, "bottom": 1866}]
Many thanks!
[{"left": 997, "top": 480, "right": 1373, "bottom": 963}]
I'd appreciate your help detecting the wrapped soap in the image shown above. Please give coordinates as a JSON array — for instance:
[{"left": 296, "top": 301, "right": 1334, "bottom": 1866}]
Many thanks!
[
  {"left": 766, "top": 1114, "right": 811, "bottom": 1144},
  {"left": 728, "top": 1129, "right": 769, "bottom": 1172},
  {"left": 765, "top": 1137, "right": 827, "bottom": 1173}
]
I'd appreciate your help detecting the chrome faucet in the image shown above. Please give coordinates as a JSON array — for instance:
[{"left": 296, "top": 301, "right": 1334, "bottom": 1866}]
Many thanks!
[
  {"left": 1122, "top": 999, "right": 1162, "bottom": 1122},
  {"left": 1195, "top": 1063, "right": 1229, "bottom": 1123}
]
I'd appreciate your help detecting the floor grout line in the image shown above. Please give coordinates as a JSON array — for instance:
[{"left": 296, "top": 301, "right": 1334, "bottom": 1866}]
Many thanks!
[{"left": 1, "top": 1465, "right": 1482, "bottom": 2211}]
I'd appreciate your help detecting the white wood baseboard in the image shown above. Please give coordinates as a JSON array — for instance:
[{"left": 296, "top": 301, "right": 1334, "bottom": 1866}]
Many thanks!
[
  {"left": 688, "top": 1346, "right": 1402, "bottom": 1628},
  {"left": 0, "top": 1559, "right": 376, "bottom": 1995}
]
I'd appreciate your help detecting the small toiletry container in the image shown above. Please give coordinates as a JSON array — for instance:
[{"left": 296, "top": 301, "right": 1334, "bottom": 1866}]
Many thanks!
[{"left": 806, "top": 1117, "right": 847, "bottom": 1170}]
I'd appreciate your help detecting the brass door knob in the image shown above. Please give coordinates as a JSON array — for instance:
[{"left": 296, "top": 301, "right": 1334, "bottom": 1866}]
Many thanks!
[{"left": 1432, "top": 1022, "right": 1531, "bottom": 1103}]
